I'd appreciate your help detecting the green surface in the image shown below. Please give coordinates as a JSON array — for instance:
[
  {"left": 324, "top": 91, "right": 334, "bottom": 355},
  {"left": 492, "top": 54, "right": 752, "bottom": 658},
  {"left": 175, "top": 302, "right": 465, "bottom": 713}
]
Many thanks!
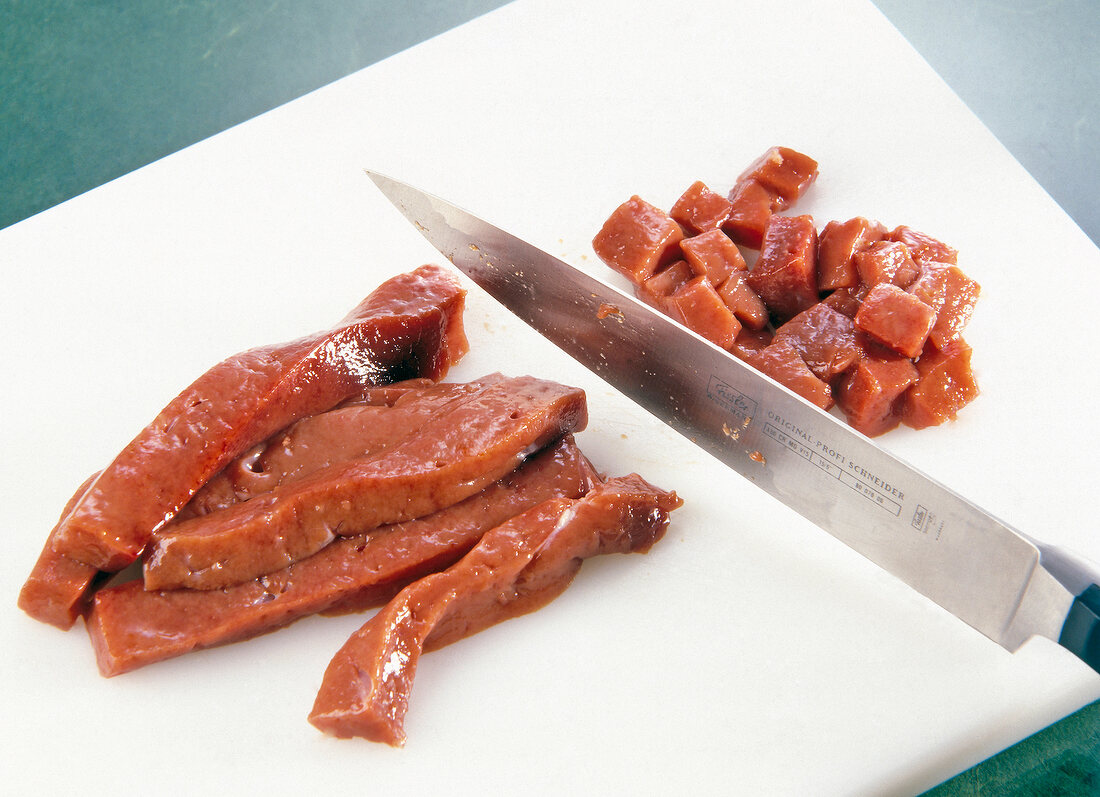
[
  {"left": 0, "top": 0, "right": 508, "bottom": 230},
  {"left": 923, "top": 700, "right": 1100, "bottom": 797},
  {"left": 2, "top": 2, "right": 1098, "bottom": 793}
]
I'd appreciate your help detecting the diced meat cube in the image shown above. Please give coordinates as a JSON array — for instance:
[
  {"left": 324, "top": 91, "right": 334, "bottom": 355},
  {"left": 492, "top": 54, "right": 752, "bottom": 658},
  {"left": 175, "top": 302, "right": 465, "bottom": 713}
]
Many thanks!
[
  {"left": 773, "top": 302, "right": 861, "bottom": 380},
  {"left": 854, "top": 283, "right": 937, "bottom": 358},
  {"left": 717, "top": 271, "right": 769, "bottom": 331},
  {"left": 836, "top": 349, "right": 919, "bottom": 437},
  {"left": 667, "top": 278, "right": 741, "bottom": 348},
  {"left": 750, "top": 339, "right": 833, "bottom": 410},
  {"left": 821, "top": 286, "right": 866, "bottom": 318},
  {"left": 817, "top": 217, "right": 887, "bottom": 290},
  {"left": 638, "top": 263, "right": 740, "bottom": 348},
  {"left": 722, "top": 179, "right": 781, "bottom": 249},
  {"left": 927, "top": 266, "right": 980, "bottom": 350},
  {"left": 592, "top": 196, "right": 684, "bottom": 284},
  {"left": 748, "top": 214, "right": 819, "bottom": 322},
  {"left": 680, "top": 228, "right": 746, "bottom": 288},
  {"left": 729, "top": 326, "right": 773, "bottom": 360},
  {"left": 670, "top": 181, "right": 733, "bottom": 235},
  {"left": 888, "top": 225, "right": 958, "bottom": 265},
  {"left": 723, "top": 146, "right": 818, "bottom": 249},
  {"left": 853, "top": 240, "right": 920, "bottom": 288},
  {"left": 906, "top": 263, "right": 951, "bottom": 315},
  {"left": 900, "top": 340, "right": 979, "bottom": 429},
  {"left": 636, "top": 260, "right": 696, "bottom": 315},
  {"left": 737, "top": 146, "right": 819, "bottom": 206}
]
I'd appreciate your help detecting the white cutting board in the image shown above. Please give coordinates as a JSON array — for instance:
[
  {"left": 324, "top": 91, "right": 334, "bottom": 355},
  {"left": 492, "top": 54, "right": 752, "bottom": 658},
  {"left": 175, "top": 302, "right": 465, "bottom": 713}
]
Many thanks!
[{"left": 2, "top": 1, "right": 1098, "bottom": 794}]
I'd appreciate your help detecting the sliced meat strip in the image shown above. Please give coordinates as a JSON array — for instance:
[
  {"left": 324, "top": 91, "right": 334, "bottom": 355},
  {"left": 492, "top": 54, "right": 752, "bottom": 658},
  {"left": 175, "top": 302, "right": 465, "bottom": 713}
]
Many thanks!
[
  {"left": 17, "top": 473, "right": 103, "bottom": 630},
  {"left": 307, "top": 474, "right": 682, "bottom": 746},
  {"left": 50, "top": 264, "right": 468, "bottom": 574},
  {"left": 340, "top": 379, "right": 437, "bottom": 407},
  {"left": 86, "top": 436, "right": 600, "bottom": 676},
  {"left": 143, "top": 376, "right": 588, "bottom": 590},
  {"left": 176, "top": 376, "right": 505, "bottom": 520},
  {"left": 19, "top": 378, "right": 482, "bottom": 629}
]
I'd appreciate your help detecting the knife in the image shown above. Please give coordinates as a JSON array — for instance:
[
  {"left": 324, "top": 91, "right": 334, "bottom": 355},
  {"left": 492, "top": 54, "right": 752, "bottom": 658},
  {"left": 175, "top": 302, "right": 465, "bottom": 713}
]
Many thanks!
[{"left": 367, "top": 170, "right": 1100, "bottom": 673}]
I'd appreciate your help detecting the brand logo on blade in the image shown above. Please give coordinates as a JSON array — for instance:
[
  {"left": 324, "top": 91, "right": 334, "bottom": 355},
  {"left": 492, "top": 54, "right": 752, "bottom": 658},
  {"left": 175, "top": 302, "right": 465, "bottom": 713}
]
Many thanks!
[
  {"left": 911, "top": 505, "right": 945, "bottom": 540},
  {"left": 706, "top": 375, "right": 756, "bottom": 425}
]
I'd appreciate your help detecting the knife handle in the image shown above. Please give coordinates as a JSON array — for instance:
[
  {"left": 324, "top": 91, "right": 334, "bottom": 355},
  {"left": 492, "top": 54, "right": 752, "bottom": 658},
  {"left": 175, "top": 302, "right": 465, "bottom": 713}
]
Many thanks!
[
  {"left": 1060, "top": 585, "right": 1100, "bottom": 673},
  {"left": 1038, "top": 544, "right": 1100, "bottom": 672}
]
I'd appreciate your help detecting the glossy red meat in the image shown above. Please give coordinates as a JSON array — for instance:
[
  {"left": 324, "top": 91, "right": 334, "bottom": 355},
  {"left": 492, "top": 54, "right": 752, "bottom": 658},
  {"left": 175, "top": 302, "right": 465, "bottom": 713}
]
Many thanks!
[
  {"left": 636, "top": 260, "right": 695, "bottom": 310},
  {"left": 670, "top": 181, "right": 733, "bottom": 235},
  {"left": 853, "top": 240, "right": 920, "bottom": 288},
  {"left": 17, "top": 473, "right": 102, "bottom": 630},
  {"left": 143, "top": 376, "right": 589, "bottom": 590},
  {"left": 680, "top": 228, "right": 746, "bottom": 289},
  {"left": 772, "top": 302, "right": 861, "bottom": 380},
  {"left": 722, "top": 179, "right": 780, "bottom": 249},
  {"left": 906, "top": 263, "right": 951, "bottom": 316},
  {"left": 176, "top": 378, "right": 504, "bottom": 521},
  {"left": 748, "top": 214, "right": 819, "bottom": 321},
  {"left": 900, "top": 340, "right": 980, "bottom": 429},
  {"left": 729, "top": 326, "right": 773, "bottom": 361},
  {"left": 86, "top": 437, "right": 599, "bottom": 676},
  {"left": 817, "top": 217, "right": 887, "bottom": 290},
  {"left": 820, "top": 286, "right": 867, "bottom": 318},
  {"left": 854, "top": 283, "right": 937, "bottom": 359},
  {"left": 737, "top": 146, "right": 819, "bottom": 205},
  {"left": 638, "top": 262, "right": 741, "bottom": 348},
  {"left": 667, "top": 277, "right": 742, "bottom": 347},
  {"left": 307, "top": 474, "right": 681, "bottom": 745},
  {"left": 718, "top": 271, "right": 769, "bottom": 331},
  {"left": 888, "top": 225, "right": 958, "bottom": 265},
  {"left": 835, "top": 348, "right": 919, "bottom": 437},
  {"left": 48, "top": 265, "right": 468, "bottom": 575},
  {"left": 927, "top": 265, "right": 980, "bottom": 349},
  {"left": 592, "top": 196, "right": 684, "bottom": 283},
  {"left": 750, "top": 339, "right": 833, "bottom": 410}
]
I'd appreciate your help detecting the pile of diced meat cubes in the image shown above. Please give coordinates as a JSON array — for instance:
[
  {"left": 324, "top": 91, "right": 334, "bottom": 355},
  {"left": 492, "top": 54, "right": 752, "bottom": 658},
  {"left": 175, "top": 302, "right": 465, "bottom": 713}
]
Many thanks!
[{"left": 592, "top": 146, "right": 980, "bottom": 437}]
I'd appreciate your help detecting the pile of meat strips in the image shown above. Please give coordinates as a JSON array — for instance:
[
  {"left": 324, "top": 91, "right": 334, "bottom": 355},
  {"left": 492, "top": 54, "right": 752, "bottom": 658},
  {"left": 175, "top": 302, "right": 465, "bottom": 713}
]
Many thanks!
[
  {"left": 18, "top": 264, "right": 680, "bottom": 746},
  {"left": 593, "top": 147, "right": 981, "bottom": 437}
]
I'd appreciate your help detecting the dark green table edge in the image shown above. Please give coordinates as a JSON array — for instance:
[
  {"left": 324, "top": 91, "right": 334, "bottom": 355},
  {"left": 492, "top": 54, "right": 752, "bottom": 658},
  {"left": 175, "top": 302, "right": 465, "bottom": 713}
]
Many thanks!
[
  {"left": 922, "top": 699, "right": 1099, "bottom": 796},
  {"left": 2, "top": 3, "right": 1097, "bottom": 794}
]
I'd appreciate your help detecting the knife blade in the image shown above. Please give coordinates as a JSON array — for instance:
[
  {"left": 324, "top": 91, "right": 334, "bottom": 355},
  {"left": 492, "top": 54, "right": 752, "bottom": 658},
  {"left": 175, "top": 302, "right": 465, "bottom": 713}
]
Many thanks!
[{"left": 367, "top": 170, "right": 1100, "bottom": 672}]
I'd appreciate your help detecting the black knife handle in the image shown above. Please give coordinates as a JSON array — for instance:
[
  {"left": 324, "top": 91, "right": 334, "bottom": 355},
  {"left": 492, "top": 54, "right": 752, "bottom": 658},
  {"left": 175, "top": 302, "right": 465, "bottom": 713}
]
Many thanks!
[
  {"left": 1060, "top": 585, "right": 1100, "bottom": 673},
  {"left": 1032, "top": 543, "right": 1100, "bottom": 672}
]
